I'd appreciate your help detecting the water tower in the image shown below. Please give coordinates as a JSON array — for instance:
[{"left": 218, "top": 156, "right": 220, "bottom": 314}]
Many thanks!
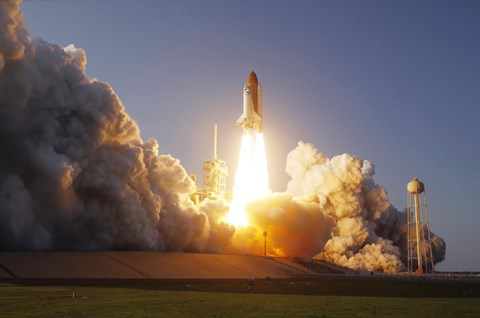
[{"left": 407, "top": 178, "right": 434, "bottom": 274}]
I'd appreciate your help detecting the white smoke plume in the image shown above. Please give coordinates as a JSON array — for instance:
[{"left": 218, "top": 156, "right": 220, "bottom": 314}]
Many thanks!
[
  {"left": 0, "top": 0, "right": 227, "bottom": 253},
  {"left": 283, "top": 142, "right": 445, "bottom": 272},
  {"left": 223, "top": 141, "right": 445, "bottom": 273},
  {"left": 199, "top": 198, "right": 235, "bottom": 254}
]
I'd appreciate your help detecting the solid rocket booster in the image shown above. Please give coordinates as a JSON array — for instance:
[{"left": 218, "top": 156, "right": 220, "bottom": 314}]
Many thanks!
[{"left": 236, "top": 71, "right": 263, "bottom": 132}]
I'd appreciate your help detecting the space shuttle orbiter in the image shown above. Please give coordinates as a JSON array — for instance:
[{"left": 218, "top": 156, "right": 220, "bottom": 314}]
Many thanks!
[{"left": 236, "top": 71, "right": 263, "bottom": 132}]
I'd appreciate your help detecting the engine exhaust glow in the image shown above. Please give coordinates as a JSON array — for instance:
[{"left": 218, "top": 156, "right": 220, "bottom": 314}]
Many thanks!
[{"left": 226, "top": 131, "right": 270, "bottom": 226}]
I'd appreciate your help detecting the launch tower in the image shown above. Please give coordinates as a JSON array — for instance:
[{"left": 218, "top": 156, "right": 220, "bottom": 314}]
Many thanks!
[
  {"left": 202, "top": 125, "right": 229, "bottom": 201},
  {"left": 407, "top": 178, "right": 435, "bottom": 274}
]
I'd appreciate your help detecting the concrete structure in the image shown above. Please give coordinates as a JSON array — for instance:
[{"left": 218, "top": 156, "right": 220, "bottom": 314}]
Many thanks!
[{"left": 0, "top": 252, "right": 319, "bottom": 279}]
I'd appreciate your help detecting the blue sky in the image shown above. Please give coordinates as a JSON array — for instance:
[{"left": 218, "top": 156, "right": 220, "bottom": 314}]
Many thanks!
[{"left": 21, "top": 0, "right": 480, "bottom": 271}]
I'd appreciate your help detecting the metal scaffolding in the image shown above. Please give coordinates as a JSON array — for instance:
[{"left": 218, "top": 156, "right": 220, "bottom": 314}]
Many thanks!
[{"left": 202, "top": 125, "right": 229, "bottom": 201}]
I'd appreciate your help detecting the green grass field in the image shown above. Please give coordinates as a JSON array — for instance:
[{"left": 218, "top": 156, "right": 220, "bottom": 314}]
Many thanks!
[{"left": 1, "top": 280, "right": 479, "bottom": 317}]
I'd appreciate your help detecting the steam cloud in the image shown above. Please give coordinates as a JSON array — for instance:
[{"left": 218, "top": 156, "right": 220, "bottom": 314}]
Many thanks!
[
  {"left": 0, "top": 0, "right": 227, "bottom": 252},
  {"left": 0, "top": 1, "right": 445, "bottom": 272},
  {"left": 242, "top": 142, "right": 445, "bottom": 272}
]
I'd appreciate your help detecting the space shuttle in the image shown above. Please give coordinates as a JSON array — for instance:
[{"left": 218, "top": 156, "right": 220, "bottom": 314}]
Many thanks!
[{"left": 236, "top": 71, "right": 263, "bottom": 132}]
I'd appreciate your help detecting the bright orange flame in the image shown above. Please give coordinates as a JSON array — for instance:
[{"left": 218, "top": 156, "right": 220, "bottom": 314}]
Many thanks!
[{"left": 226, "top": 131, "right": 270, "bottom": 226}]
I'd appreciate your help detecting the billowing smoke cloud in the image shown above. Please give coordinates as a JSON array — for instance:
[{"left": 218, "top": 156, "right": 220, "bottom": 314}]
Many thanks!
[
  {"left": 0, "top": 0, "right": 226, "bottom": 253},
  {"left": 227, "top": 193, "right": 335, "bottom": 259},
  {"left": 281, "top": 142, "right": 445, "bottom": 272},
  {"left": 223, "top": 141, "right": 445, "bottom": 273},
  {"left": 198, "top": 198, "right": 235, "bottom": 253}
]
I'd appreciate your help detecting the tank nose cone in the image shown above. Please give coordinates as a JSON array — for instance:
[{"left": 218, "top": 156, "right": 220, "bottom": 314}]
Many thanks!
[{"left": 247, "top": 71, "right": 258, "bottom": 85}]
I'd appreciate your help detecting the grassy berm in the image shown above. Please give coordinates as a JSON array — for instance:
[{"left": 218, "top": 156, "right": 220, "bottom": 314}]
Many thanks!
[{"left": 1, "top": 279, "right": 479, "bottom": 317}]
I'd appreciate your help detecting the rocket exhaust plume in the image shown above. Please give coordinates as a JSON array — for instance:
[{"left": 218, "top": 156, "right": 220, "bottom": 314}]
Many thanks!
[
  {"left": 227, "top": 131, "right": 270, "bottom": 226},
  {"left": 226, "top": 71, "right": 270, "bottom": 226}
]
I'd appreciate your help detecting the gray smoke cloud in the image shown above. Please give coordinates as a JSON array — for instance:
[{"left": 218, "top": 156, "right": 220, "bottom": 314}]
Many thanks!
[{"left": 0, "top": 0, "right": 226, "bottom": 253}]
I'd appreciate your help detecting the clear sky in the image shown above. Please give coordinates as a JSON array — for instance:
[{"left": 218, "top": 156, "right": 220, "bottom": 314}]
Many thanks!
[{"left": 21, "top": 0, "right": 480, "bottom": 271}]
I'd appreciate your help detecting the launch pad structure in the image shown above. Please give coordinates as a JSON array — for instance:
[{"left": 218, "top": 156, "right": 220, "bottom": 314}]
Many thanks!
[
  {"left": 190, "top": 124, "right": 230, "bottom": 203},
  {"left": 203, "top": 125, "right": 229, "bottom": 201}
]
